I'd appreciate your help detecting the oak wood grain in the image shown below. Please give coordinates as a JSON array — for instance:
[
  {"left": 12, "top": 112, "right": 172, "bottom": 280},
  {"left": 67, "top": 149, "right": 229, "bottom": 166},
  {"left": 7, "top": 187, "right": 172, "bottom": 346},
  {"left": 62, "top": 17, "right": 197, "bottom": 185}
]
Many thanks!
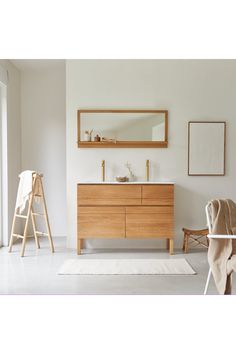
[
  {"left": 78, "top": 184, "right": 142, "bottom": 206},
  {"left": 78, "top": 207, "right": 125, "bottom": 214},
  {"left": 126, "top": 206, "right": 174, "bottom": 238},
  {"left": 78, "top": 213, "right": 125, "bottom": 238},
  {"left": 77, "top": 184, "right": 175, "bottom": 253},
  {"left": 78, "top": 141, "right": 168, "bottom": 148},
  {"left": 142, "top": 185, "right": 174, "bottom": 205},
  {"left": 78, "top": 184, "right": 141, "bottom": 199},
  {"left": 78, "top": 198, "right": 141, "bottom": 206}
]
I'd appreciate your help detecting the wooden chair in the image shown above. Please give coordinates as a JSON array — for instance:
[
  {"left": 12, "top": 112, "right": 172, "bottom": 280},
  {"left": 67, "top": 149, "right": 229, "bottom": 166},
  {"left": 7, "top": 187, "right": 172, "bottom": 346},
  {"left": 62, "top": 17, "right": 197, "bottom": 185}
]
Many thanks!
[{"left": 182, "top": 227, "right": 209, "bottom": 253}]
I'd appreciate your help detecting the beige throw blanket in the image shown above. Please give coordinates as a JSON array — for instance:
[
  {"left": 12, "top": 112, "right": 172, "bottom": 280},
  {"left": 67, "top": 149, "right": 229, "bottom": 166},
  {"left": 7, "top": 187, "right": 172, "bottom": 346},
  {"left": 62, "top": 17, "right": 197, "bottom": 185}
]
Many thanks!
[{"left": 208, "top": 199, "right": 236, "bottom": 294}]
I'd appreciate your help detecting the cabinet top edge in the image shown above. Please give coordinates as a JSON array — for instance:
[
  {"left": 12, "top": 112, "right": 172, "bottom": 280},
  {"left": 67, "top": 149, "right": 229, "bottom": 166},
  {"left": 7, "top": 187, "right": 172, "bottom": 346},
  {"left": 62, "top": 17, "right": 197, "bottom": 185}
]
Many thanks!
[{"left": 77, "top": 182, "right": 175, "bottom": 185}]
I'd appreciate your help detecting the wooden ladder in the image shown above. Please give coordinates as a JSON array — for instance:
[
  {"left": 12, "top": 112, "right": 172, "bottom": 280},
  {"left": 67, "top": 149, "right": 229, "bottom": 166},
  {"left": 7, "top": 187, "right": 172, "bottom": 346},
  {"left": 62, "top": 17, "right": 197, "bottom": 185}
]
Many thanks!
[{"left": 9, "top": 173, "right": 55, "bottom": 257}]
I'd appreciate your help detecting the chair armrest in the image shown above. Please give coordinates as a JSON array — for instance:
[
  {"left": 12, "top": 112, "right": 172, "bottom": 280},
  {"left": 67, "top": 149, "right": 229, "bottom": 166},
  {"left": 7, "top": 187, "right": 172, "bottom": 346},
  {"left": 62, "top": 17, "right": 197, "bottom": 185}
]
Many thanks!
[{"left": 207, "top": 234, "right": 236, "bottom": 239}]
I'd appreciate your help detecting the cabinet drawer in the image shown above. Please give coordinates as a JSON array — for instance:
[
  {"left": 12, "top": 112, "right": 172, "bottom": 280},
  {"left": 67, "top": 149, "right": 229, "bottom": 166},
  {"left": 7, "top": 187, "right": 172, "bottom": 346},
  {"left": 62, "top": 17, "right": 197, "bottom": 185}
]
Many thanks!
[
  {"left": 78, "top": 207, "right": 125, "bottom": 214},
  {"left": 126, "top": 206, "right": 174, "bottom": 238},
  {"left": 142, "top": 185, "right": 174, "bottom": 205},
  {"left": 78, "top": 184, "right": 141, "bottom": 205},
  {"left": 78, "top": 207, "right": 125, "bottom": 238},
  {"left": 126, "top": 206, "right": 172, "bottom": 214}
]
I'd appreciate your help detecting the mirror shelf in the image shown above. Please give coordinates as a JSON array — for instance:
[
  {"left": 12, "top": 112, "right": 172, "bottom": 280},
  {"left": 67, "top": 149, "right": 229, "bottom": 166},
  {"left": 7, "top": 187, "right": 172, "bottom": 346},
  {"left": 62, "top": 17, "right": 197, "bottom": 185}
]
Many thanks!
[{"left": 77, "top": 109, "right": 168, "bottom": 148}]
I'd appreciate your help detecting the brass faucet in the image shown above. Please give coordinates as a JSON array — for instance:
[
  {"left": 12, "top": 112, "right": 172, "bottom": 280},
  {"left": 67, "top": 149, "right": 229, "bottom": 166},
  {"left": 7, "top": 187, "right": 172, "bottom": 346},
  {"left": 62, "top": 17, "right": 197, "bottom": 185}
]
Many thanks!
[
  {"left": 146, "top": 159, "right": 150, "bottom": 181},
  {"left": 102, "top": 160, "right": 105, "bottom": 181}
]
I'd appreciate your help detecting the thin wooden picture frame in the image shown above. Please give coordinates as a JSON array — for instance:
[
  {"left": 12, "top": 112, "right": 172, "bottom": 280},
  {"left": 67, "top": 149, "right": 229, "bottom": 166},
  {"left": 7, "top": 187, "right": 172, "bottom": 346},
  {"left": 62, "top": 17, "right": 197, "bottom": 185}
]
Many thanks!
[
  {"left": 77, "top": 109, "right": 168, "bottom": 148},
  {"left": 188, "top": 121, "right": 226, "bottom": 176}
]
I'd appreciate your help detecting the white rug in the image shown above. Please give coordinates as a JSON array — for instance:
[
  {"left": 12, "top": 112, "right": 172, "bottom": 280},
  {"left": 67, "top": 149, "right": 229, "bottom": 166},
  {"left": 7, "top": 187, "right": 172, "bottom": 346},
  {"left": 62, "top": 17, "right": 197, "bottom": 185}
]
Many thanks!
[{"left": 58, "top": 258, "right": 196, "bottom": 275}]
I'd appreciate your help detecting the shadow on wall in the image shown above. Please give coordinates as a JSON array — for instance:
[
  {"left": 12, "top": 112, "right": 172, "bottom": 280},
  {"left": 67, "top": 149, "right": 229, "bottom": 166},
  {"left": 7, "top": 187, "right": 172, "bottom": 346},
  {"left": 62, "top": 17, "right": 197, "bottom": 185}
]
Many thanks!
[{"left": 174, "top": 184, "right": 211, "bottom": 236}]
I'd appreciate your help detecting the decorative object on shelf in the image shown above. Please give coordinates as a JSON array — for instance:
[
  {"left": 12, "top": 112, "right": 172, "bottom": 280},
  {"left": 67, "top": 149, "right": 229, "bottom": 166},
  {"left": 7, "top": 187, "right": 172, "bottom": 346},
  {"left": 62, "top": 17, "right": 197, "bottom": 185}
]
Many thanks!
[
  {"left": 84, "top": 129, "right": 93, "bottom": 141},
  {"left": 94, "top": 134, "right": 101, "bottom": 142},
  {"left": 101, "top": 137, "right": 117, "bottom": 143},
  {"left": 125, "top": 162, "right": 136, "bottom": 181},
  {"left": 115, "top": 176, "right": 129, "bottom": 182},
  {"left": 188, "top": 121, "right": 226, "bottom": 176},
  {"left": 84, "top": 131, "right": 90, "bottom": 141}
]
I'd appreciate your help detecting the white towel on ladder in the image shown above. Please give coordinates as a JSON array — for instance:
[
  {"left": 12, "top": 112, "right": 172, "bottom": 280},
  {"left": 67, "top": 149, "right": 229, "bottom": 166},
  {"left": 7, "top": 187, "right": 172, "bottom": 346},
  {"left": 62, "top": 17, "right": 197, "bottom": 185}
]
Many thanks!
[{"left": 15, "top": 170, "right": 36, "bottom": 213}]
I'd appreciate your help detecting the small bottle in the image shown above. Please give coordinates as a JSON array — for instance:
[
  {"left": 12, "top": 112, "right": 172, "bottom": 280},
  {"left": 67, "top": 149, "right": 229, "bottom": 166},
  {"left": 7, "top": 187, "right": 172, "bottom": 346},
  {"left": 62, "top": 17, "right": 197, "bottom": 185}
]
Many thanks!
[{"left": 94, "top": 134, "right": 101, "bottom": 142}]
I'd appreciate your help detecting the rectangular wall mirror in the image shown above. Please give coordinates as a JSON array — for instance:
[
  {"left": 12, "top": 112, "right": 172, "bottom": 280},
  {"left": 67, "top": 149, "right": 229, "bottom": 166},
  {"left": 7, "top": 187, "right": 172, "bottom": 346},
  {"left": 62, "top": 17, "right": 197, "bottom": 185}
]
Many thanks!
[
  {"left": 188, "top": 121, "right": 226, "bottom": 176},
  {"left": 77, "top": 109, "right": 168, "bottom": 148}
]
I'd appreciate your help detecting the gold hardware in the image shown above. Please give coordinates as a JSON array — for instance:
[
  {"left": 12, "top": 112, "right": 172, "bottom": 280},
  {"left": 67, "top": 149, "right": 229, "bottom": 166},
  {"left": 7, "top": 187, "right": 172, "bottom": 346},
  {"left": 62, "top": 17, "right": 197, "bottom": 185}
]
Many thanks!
[
  {"left": 146, "top": 159, "right": 150, "bottom": 181},
  {"left": 102, "top": 160, "right": 105, "bottom": 182}
]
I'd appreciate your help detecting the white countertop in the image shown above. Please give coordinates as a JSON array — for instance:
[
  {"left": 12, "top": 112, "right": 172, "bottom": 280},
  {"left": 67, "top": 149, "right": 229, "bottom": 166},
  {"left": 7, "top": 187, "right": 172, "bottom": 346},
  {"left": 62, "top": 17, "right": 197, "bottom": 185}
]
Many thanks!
[{"left": 78, "top": 181, "right": 175, "bottom": 184}]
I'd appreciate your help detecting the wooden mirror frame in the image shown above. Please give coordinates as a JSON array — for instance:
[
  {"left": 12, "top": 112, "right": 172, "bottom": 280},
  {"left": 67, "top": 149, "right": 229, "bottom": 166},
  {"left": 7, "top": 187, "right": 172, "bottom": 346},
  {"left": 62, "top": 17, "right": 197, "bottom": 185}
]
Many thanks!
[{"left": 77, "top": 109, "right": 168, "bottom": 148}]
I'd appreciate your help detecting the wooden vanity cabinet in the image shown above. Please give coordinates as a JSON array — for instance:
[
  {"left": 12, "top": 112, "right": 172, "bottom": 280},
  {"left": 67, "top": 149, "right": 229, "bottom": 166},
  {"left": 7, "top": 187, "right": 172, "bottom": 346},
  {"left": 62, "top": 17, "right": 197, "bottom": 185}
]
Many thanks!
[{"left": 77, "top": 184, "right": 174, "bottom": 254}]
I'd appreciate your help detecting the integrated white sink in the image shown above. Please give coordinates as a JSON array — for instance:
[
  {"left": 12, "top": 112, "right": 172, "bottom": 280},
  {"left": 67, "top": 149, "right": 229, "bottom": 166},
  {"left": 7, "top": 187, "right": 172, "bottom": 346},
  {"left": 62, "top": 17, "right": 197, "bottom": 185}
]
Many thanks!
[{"left": 78, "top": 181, "right": 174, "bottom": 184}]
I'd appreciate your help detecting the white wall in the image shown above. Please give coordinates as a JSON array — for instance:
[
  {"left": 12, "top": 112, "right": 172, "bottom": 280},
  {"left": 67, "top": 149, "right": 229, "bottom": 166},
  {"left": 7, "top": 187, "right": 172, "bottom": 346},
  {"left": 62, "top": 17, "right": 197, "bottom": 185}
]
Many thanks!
[
  {"left": 0, "top": 60, "right": 21, "bottom": 245},
  {"left": 66, "top": 59, "right": 236, "bottom": 249},
  {"left": 21, "top": 63, "right": 66, "bottom": 237}
]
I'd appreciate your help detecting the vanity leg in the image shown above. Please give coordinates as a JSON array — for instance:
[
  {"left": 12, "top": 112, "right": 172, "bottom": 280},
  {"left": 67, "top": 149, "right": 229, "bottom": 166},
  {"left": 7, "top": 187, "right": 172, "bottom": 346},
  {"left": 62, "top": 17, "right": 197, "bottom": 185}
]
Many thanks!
[
  {"left": 169, "top": 239, "right": 174, "bottom": 255},
  {"left": 77, "top": 239, "right": 83, "bottom": 255},
  {"left": 166, "top": 239, "right": 169, "bottom": 250}
]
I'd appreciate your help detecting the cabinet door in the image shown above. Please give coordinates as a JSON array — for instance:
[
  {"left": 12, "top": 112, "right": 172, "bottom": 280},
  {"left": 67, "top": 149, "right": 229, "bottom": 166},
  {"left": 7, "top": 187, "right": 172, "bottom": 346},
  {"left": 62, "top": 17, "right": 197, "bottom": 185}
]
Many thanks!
[
  {"left": 78, "top": 184, "right": 141, "bottom": 205},
  {"left": 126, "top": 206, "right": 174, "bottom": 238},
  {"left": 142, "top": 185, "right": 174, "bottom": 205},
  {"left": 78, "top": 207, "right": 125, "bottom": 238}
]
